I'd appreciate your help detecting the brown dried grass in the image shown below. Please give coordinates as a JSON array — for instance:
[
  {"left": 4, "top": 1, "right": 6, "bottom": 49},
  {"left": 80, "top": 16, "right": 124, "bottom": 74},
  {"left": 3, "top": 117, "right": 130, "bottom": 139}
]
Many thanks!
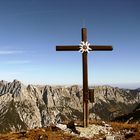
[
  {"left": 0, "top": 127, "right": 76, "bottom": 140},
  {"left": 110, "top": 122, "right": 140, "bottom": 140},
  {"left": 0, "top": 122, "right": 139, "bottom": 140}
]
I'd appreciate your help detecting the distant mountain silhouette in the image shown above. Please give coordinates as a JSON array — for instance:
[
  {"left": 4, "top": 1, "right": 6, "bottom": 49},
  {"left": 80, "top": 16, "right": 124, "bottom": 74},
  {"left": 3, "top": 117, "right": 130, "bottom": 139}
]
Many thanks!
[{"left": 0, "top": 79, "right": 140, "bottom": 132}]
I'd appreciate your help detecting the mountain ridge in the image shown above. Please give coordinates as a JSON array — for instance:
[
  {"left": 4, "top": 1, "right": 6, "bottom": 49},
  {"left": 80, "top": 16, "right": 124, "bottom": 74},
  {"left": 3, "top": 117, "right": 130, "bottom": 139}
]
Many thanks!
[{"left": 0, "top": 79, "right": 140, "bottom": 133}]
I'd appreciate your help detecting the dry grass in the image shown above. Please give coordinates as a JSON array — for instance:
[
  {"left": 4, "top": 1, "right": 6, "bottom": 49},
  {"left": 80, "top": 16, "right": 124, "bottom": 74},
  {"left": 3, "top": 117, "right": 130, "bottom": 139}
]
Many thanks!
[
  {"left": 110, "top": 122, "right": 139, "bottom": 130},
  {"left": 0, "top": 125, "right": 90, "bottom": 140},
  {"left": 0, "top": 122, "right": 139, "bottom": 140},
  {"left": 110, "top": 122, "right": 140, "bottom": 140}
]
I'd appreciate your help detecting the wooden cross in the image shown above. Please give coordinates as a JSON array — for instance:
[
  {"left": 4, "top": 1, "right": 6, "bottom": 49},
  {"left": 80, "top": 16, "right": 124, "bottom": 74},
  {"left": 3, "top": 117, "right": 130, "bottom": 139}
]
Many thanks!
[{"left": 56, "top": 28, "right": 113, "bottom": 127}]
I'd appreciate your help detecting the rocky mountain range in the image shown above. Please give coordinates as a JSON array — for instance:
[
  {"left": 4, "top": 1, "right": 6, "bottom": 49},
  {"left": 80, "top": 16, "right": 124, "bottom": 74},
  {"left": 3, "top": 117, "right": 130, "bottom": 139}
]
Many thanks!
[{"left": 0, "top": 80, "right": 140, "bottom": 133}]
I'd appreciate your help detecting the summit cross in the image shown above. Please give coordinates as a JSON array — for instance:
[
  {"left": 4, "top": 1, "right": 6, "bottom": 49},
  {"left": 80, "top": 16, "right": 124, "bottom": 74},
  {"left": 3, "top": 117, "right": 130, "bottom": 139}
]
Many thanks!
[{"left": 56, "top": 28, "right": 113, "bottom": 127}]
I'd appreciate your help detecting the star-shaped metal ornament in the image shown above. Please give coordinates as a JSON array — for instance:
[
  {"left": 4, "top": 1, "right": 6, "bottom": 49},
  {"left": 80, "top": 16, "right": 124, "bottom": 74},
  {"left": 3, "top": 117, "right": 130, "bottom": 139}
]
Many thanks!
[{"left": 79, "top": 41, "right": 92, "bottom": 53}]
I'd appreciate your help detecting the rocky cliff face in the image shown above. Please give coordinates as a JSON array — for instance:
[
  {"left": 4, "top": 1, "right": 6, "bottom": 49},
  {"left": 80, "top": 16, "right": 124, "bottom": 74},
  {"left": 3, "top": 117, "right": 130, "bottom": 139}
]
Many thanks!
[
  {"left": 0, "top": 80, "right": 140, "bottom": 132},
  {"left": 93, "top": 86, "right": 140, "bottom": 120}
]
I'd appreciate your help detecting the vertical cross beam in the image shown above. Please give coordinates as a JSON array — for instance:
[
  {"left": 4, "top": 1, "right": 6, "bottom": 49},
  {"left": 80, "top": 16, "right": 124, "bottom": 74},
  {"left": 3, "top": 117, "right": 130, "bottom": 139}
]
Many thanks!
[{"left": 82, "top": 28, "right": 89, "bottom": 127}]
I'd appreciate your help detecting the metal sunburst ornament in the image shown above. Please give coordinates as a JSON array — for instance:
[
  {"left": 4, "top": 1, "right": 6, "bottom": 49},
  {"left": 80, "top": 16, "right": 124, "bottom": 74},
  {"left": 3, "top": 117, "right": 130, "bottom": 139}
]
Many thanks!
[{"left": 79, "top": 41, "right": 92, "bottom": 53}]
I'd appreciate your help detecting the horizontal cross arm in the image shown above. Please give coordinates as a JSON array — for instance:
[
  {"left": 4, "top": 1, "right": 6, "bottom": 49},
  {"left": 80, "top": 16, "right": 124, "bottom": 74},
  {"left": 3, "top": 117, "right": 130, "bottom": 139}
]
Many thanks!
[
  {"left": 56, "top": 45, "right": 113, "bottom": 51},
  {"left": 90, "top": 45, "right": 113, "bottom": 51},
  {"left": 56, "top": 46, "right": 80, "bottom": 51}
]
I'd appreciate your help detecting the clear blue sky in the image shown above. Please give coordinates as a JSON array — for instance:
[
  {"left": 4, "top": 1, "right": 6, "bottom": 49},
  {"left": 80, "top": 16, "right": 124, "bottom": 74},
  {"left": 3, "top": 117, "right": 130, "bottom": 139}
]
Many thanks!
[{"left": 0, "top": 0, "right": 140, "bottom": 88}]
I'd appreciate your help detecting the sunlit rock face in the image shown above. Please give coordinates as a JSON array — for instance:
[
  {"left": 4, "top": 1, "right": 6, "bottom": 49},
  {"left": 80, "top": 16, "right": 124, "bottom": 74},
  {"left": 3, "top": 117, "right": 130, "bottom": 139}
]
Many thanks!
[{"left": 0, "top": 80, "right": 140, "bottom": 132}]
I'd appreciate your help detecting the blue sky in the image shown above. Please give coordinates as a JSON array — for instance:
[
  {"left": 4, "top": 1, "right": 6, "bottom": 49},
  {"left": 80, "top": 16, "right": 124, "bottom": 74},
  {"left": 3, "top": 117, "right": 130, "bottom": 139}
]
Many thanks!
[{"left": 0, "top": 0, "right": 140, "bottom": 88}]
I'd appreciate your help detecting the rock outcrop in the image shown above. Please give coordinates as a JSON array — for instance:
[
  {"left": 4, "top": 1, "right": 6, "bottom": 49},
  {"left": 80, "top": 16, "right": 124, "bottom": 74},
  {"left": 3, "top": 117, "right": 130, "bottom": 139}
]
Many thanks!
[
  {"left": 113, "top": 103, "right": 140, "bottom": 123},
  {"left": 0, "top": 80, "right": 140, "bottom": 132}
]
